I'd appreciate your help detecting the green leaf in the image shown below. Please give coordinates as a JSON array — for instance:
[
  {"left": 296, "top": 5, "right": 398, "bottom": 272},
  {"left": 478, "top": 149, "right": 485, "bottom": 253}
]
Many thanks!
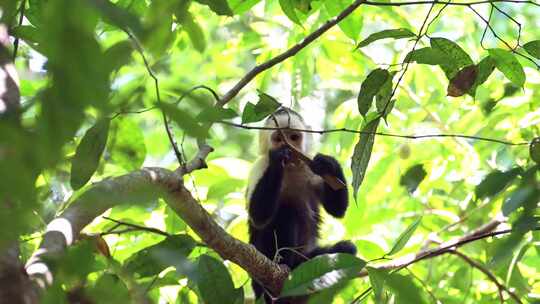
[
  {"left": 90, "top": 274, "right": 129, "bottom": 303},
  {"left": 469, "top": 56, "right": 496, "bottom": 96},
  {"left": 502, "top": 186, "right": 536, "bottom": 216},
  {"left": 279, "top": 0, "right": 301, "bottom": 25},
  {"left": 103, "top": 40, "right": 133, "bottom": 73},
  {"left": 475, "top": 167, "right": 522, "bottom": 200},
  {"left": 229, "top": 0, "right": 261, "bottom": 14},
  {"left": 196, "top": 107, "right": 238, "bottom": 123},
  {"left": 197, "top": 255, "right": 237, "bottom": 304},
  {"left": 125, "top": 234, "right": 197, "bottom": 278},
  {"left": 530, "top": 137, "right": 540, "bottom": 164},
  {"left": 351, "top": 117, "right": 380, "bottom": 200},
  {"left": 523, "top": 40, "right": 540, "bottom": 59},
  {"left": 160, "top": 103, "right": 208, "bottom": 138},
  {"left": 375, "top": 71, "right": 396, "bottom": 119},
  {"left": 325, "top": 0, "right": 362, "bottom": 40},
  {"left": 207, "top": 178, "right": 244, "bottom": 200},
  {"left": 356, "top": 28, "right": 415, "bottom": 48},
  {"left": 70, "top": 119, "right": 110, "bottom": 190},
  {"left": 88, "top": 0, "right": 143, "bottom": 35},
  {"left": 387, "top": 216, "right": 422, "bottom": 256},
  {"left": 399, "top": 164, "right": 427, "bottom": 193},
  {"left": 281, "top": 253, "right": 366, "bottom": 297},
  {"left": 404, "top": 47, "right": 447, "bottom": 65},
  {"left": 194, "top": 0, "right": 234, "bottom": 16},
  {"left": 367, "top": 267, "right": 389, "bottom": 302},
  {"left": 430, "top": 37, "right": 473, "bottom": 79},
  {"left": 180, "top": 12, "right": 206, "bottom": 53},
  {"left": 488, "top": 48, "right": 526, "bottom": 87},
  {"left": 357, "top": 69, "right": 390, "bottom": 117},
  {"left": 385, "top": 273, "right": 427, "bottom": 304},
  {"left": 110, "top": 118, "right": 147, "bottom": 171},
  {"left": 241, "top": 92, "right": 281, "bottom": 124}
]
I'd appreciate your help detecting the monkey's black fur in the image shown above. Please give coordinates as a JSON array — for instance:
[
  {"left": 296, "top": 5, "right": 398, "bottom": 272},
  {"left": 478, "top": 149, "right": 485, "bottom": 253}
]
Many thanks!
[{"left": 248, "top": 146, "right": 356, "bottom": 303}]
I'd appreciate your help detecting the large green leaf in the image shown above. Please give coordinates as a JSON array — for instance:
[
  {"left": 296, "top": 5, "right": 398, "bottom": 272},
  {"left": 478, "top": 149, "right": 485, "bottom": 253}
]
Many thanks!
[
  {"left": 385, "top": 273, "right": 427, "bottom": 304},
  {"left": 70, "top": 119, "right": 110, "bottom": 190},
  {"left": 325, "top": 0, "right": 363, "bottom": 41},
  {"left": 88, "top": 0, "right": 143, "bottom": 35},
  {"left": 197, "top": 255, "right": 238, "bottom": 304},
  {"left": 281, "top": 253, "right": 366, "bottom": 297},
  {"left": 523, "top": 40, "right": 540, "bottom": 59},
  {"left": 387, "top": 216, "right": 422, "bottom": 256},
  {"left": 241, "top": 92, "right": 281, "bottom": 124},
  {"left": 351, "top": 116, "right": 380, "bottom": 200},
  {"left": 399, "top": 164, "right": 427, "bottom": 193},
  {"left": 404, "top": 47, "right": 447, "bottom": 65},
  {"left": 502, "top": 186, "right": 536, "bottom": 216},
  {"left": 367, "top": 267, "right": 389, "bottom": 302},
  {"left": 357, "top": 69, "right": 390, "bottom": 117},
  {"left": 430, "top": 37, "right": 473, "bottom": 79},
  {"left": 110, "top": 118, "right": 147, "bottom": 171},
  {"left": 488, "top": 48, "right": 526, "bottom": 87},
  {"left": 356, "top": 28, "right": 415, "bottom": 48},
  {"left": 279, "top": 0, "right": 301, "bottom": 25},
  {"left": 475, "top": 167, "right": 522, "bottom": 200},
  {"left": 179, "top": 12, "right": 207, "bottom": 53},
  {"left": 160, "top": 103, "right": 208, "bottom": 138},
  {"left": 194, "top": 0, "right": 234, "bottom": 16},
  {"left": 468, "top": 56, "right": 496, "bottom": 96},
  {"left": 125, "top": 234, "right": 197, "bottom": 278}
]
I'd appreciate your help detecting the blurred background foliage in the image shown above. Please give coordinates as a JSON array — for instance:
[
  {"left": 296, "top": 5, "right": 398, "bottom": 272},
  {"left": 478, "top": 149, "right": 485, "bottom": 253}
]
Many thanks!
[{"left": 1, "top": 0, "right": 539, "bottom": 303}]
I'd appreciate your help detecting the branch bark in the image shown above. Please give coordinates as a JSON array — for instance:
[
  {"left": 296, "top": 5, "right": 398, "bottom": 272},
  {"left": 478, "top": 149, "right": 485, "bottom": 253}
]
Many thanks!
[{"left": 25, "top": 145, "right": 286, "bottom": 296}]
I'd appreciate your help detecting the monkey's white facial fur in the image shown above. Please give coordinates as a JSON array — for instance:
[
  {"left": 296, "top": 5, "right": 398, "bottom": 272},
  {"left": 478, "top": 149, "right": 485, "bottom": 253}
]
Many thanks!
[{"left": 258, "top": 111, "right": 313, "bottom": 156}]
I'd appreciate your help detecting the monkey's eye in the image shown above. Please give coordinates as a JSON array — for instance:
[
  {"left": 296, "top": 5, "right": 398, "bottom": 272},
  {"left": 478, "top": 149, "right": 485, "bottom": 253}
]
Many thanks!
[{"left": 290, "top": 134, "right": 300, "bottom": 141}]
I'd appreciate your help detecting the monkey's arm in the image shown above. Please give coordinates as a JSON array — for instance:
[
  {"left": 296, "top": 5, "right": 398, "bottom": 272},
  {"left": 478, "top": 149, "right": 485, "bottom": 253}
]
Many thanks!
[
  {"left": 310, "top": 154, "right": 349, "bottom": 218},
  {"left": 248, "top": 147, "right": 289, "bottom": 228}
]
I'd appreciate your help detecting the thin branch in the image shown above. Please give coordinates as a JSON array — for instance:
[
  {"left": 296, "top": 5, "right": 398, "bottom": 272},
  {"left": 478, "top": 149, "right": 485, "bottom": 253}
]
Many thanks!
[
  {"left": 217, "top": 0, "right": 367, "bottom": 107},
  {"left": 217, "top": 121, "right": 531, "bottom": 146},
  {"left": 468, "top": 5, "right": 539, "bottom": 69},
  {"left": 125, "top": 31, "right": 185, "bottom": 165},
  {"left": 491, "top": 3, "right": 522, "bottom": 50},
  {"left": 102, "top": 216, "right": 170, "bottom": 237},
  {"left": 380, "top": 1, "right": 437, "bottom": 117},
  {"left": 450, "top": 250, "right": 522, "bottom": 304}
]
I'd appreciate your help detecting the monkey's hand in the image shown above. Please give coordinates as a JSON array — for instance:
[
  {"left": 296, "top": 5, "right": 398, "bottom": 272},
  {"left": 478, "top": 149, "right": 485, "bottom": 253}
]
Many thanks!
[
  {"left": 310, "top": 154, "right": 339, "bottom": 176},
  {"left": 269, "top": 146, "right": 291, "bottom": 167}
]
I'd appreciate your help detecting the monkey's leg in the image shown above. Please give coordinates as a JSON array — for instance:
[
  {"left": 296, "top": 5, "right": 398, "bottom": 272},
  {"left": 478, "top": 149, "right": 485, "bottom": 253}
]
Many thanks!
[{"left": 308, "top": 240, "right": 357, "bottom": 258}]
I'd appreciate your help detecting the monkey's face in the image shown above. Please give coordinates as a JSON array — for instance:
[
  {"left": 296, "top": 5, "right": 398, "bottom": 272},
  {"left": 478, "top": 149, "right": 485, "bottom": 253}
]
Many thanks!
[{"left": 270, "top": 130, "right": 303, "bottom": 164}]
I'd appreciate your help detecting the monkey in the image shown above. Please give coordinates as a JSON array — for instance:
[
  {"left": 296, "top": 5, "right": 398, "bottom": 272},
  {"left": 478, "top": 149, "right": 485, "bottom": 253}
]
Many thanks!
[{"left": 246, "top": 108, "right": 356, "bottom": 303}]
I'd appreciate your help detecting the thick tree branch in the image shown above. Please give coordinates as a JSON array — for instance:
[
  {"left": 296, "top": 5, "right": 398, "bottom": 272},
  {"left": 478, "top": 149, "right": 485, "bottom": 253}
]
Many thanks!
[
  {"left": 25, "top": 145, "right": 286, "bottom": 296},
  {"left": 217, "top": 0, "right": 367, "bottom": 107}
]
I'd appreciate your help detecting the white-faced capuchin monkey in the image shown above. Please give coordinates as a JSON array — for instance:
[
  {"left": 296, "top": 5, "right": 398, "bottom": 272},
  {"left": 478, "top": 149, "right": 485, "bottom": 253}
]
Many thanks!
[{"left": 246, "top": 108, "right": 356, "bottom": 303}]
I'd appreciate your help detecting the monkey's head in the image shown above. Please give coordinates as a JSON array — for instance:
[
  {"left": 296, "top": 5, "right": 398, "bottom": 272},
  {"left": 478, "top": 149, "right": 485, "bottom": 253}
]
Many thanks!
[{"left": 259, "top": 108, "right": 313, "bottom": 159}]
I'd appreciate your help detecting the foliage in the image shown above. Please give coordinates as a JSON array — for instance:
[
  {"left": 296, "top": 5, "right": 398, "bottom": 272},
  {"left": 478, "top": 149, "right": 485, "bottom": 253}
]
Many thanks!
[{"left": 1, "top": 0, "right": 539, "bottom": 303}]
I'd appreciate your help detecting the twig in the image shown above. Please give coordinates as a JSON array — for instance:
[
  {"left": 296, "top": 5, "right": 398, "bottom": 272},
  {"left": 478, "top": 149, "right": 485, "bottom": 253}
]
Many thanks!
[
  {"left": 363, "top": 0, "right": 539, "bottom": 6},
  {"left": 217, "top": 121, "right": 531, "bottom": 146},
  {"left": 125, "top": 31, "right": 185, "bottom": 165},
  {"left": 450, "top": 250, "right": 522, "bottom": 304},
  {"left": 468, "top": 5, "right": 539, "bottom": 69},
  {"left": 217, "top": 0, "right": 367, "bottom": 107},
  {"left": 11, "top": 0, "right": 26, "bottom": 60},
  {"left": 102, "top": 216, "right": 170, "bottom": 237}
]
